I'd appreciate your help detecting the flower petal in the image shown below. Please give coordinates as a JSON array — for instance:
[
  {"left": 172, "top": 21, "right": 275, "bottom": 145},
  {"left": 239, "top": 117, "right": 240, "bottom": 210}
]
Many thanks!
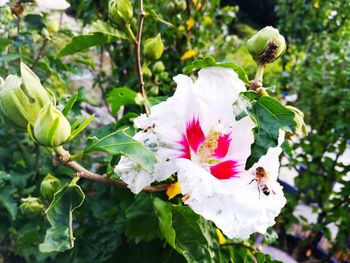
[
  {"left": 185, "top": 117, "right": 205, "bottom": 153},
  {"left": 115, "top": 131, "right": 177, "bottom": 193},
  {"left": 213, "top": 133, "right": 231, "bottom": 158},
  {"left": 177, "top": 158, "right": 286, "bottom": 239},
  {"left": 210, "top": 160, "right": 239, "bottom": 179}
]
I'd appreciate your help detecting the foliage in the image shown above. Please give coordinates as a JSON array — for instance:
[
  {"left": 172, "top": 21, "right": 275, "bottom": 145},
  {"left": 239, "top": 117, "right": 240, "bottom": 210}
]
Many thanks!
[
  {"left": 276, "top": 0, "right": 350, "bottom": 261},
  {"left": 0, "top": 0, "right": 308, "bottom": 262}
]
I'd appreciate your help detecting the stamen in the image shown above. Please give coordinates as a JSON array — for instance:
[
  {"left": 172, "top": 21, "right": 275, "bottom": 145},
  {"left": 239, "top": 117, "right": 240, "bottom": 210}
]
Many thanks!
[{"left": 197, "top": 129, "right": 221, "bottom": 162}]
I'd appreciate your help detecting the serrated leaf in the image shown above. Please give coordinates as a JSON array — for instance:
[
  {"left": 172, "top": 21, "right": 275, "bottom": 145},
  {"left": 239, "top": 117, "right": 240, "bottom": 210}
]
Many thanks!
[
  {"left": 245, "top": 96, "right": 297, "bottom": 169},
  {"left": 90, "top": 20, "right": 129, "bottom": 39},
  {"left": 183, "top": 56, "right": 249, "bottom": 84},
  {"left": 107, "top": 87, "right": 143, "bottom": 114},
  {"left": 153, "top": 198, "right": 220, "bottom": 263},
  {"left": 57, "top": 33, "right": 115, "bottom": 57},
  {"left": 39, "top": 179, "right": 85, "bottom": 253},
  {"left": 84, "top": 130, "right": 156, "bottom": 173},
  {"left": 62, "top": 93, "right": 78, "bottom": 116}
]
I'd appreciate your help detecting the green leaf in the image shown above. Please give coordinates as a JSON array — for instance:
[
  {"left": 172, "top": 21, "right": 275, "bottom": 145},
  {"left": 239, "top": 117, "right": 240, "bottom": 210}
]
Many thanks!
[
  {"left": 107, "top": 87, "right": 144, "bottom": 114},
  {"left": 245, "top": 96, "right": 297, "bottom": 169},
  {"left": 57, "top": 33, "right": 115, "bottom": 57},
  {"left": 125, "top": 193, "right": 160, "bottom": 242},
  {"left": 39, "top": 178, "right": 85, "bottom": 253},
  {"left": 90, "top": 20, "right": 129, "bottom": 39},
  {"left": 0, "top": 54, "right": 21, "bottom": 62},
  {"left": 16, "top": 226, "right": 41, "bottom": 254},
  {"left": 68, "top": 114, "right": 95, "bottom": 141},
  {"left": 62, "top": 93, "right": 79, "bottom": 116},
  {"left": 183, "top": 56, "right": 249, "bottom": 84},
  {"left": 0, "top": 188, "right": 17, "bottom": 220},
  {"left": 153, "top": 198, "right": 221, "bottom": 263},
  {"left": 84, "top": 130, "right": 156, "bottom": 173},
  {"left": 0, "top": 37, "right": 12, "bottom": 52},
  {"left": 152, "top": 198, "right": 176, "bottom": 247}
]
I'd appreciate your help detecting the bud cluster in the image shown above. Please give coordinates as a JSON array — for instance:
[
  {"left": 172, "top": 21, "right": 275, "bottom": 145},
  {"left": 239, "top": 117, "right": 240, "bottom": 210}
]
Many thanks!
[{"left": 0, "top": 62, "right": 71, "bottom": 147}]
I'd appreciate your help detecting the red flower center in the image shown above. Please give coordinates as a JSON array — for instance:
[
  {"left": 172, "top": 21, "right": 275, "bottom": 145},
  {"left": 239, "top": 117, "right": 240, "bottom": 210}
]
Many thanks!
[{"left": 178, "top": 117, "right": 239, "bottom": 179}]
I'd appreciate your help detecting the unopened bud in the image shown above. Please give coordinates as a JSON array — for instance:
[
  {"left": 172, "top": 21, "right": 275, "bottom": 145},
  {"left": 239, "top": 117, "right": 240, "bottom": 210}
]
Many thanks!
[
  {"left": 47, "top": 20, "right": 59, "bottom": 34},
  {"left": 108, "top": 0, "right": 133, "bottom": 26},
  {"left": 34, "top": 104, "right": 71, "bottom": 147},
  {"left": 40, "top": 174, "right": 61, "bottom": 200},
  {"left": 152, "top": 61, "right": 165, "bottom": 73},
  {"left": 19, "top": 197, "right": 44, "bottom": 218},
  {"left": 0, "top": 62, "right": 51, "bottom": 129},
  {"left": 247, "top": 26, "right": 286, "bottom": 64},
  {"left": 143, "top": 34, "right": 164, "bottom": 61}
]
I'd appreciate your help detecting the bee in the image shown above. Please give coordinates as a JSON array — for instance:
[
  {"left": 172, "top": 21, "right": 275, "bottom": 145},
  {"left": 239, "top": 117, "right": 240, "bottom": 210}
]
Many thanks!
[{"left": 248, "top": 167, "right": 275, "bottom": 199}]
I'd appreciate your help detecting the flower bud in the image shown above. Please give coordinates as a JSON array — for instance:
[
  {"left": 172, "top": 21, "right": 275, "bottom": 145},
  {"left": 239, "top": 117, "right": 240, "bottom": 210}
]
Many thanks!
[
  {"left": 142, "top": 66, "right": 152, "bottom": 78},
  {"left": 247, "top": 26, "right": 286, "bottom": 64},
  {"left": 0, "top": 62, "right": 51, "bottom": 129},
  {"left": 108, "top": 0, "right": 133, "bottom": 26},
  {"left": 40, "top": 174, "right": 61, "bottom": 200},
  {"left": 47, "top": 19, "right": 59, "bottom": 34},
  {"left": 143, "top": 34, "right": 164, "bottom": 61},
  {"left": 34, "top": 104, "right": 71, "bottom": 147},
  {"left": 152, "top": 61, "right": 165, "bottom": 73},
  {"left": 19, "top": 197, "right": 44, "bottom": 218}
]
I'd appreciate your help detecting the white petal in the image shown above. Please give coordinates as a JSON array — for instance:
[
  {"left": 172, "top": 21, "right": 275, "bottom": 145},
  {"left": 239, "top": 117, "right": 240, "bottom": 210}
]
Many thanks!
[
  {"left": 115, "top": 131, "right": 177, "bottom": 193},
  {"left": 35, "top": 0, "right": 70, "bottom": 11},
  {"left": 226, "top": 116, "right": 255, "bottom": 167},
  {"left": 177, "top": 158, "right": 286, "bottom": 239},
  {"left": 193, "top": 67, "right": 246, "bottom": 133}
]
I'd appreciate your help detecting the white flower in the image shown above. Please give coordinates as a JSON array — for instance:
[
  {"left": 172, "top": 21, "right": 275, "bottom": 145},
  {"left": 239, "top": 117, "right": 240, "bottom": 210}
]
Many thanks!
[
  {"left": 0, "top": 0, "right": 9, "bottom": 7},
  {"left": 35, "top": 0, "right": 70, "bottom": 11},
  {"left": 115, "top": 67, "right": 286, "bottom": 239}
]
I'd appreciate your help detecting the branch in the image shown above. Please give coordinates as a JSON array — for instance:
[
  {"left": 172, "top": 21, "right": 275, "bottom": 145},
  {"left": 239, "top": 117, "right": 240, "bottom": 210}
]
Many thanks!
[
  {"left": 53, "top": 154, "right": 167, "bottom": 193},
  {"left": 134, "top": 0, "right": 150, "bottom": 115},
  {"left": 33, "top": 37, "right": 49, "bottom": 66}
]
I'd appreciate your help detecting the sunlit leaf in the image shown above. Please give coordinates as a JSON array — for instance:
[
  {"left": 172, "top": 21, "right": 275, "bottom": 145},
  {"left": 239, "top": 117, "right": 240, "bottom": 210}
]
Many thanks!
[
  {"left": 57, "top": 33, "right": 115, "bottom": 57},
  {"left": 183, "top": 56, "right": 249, "bottom": 84},
  {"left": 107, "top": 87, "right": 144, "bottom": 114},
  {"left": 84, "top": 130, "right": 156, "bottom": 173}
]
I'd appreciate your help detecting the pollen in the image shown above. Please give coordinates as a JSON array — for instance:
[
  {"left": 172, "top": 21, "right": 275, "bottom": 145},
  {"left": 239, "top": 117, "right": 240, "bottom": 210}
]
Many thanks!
[{"left": 197, "top": 129, "right": 221, "bottom": 163}]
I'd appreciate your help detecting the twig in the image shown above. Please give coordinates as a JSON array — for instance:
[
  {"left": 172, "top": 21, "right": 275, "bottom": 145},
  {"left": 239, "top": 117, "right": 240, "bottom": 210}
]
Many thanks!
[
  {"left": 52, "top": 154, "right": 167, "bottom": 192},
  {"left": 134, "top": 0, "right": 150, "bottom": 116},
  {"left": 33, "top": 38, "right": 49, "bottom": 66}
]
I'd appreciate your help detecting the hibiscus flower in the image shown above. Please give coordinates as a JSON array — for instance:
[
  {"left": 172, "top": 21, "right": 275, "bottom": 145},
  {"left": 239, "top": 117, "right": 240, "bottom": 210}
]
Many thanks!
[
  {"left": 115, "top": 67, "right": 286, "bottom": 239},
  {"left": 35, "top": 0, "right": 70, "bottom": 11}
]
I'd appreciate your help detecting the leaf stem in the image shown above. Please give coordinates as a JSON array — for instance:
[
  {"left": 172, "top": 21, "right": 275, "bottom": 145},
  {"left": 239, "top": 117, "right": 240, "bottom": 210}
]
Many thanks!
[
  {"left": 134, "top": 0, "right": 150, "bottom": 116},
  {"left": 53, "top": 149, "right": 167, "bottom": 192}
]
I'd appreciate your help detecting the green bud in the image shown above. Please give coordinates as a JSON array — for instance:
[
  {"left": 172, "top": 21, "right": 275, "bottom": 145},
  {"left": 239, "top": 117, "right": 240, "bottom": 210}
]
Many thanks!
[
  {"left": 152, "top": 61, "right": 165, "bottom": 73},
  {"left": 142, "top": 66, "right": 152, "bottom": 78},
  {"left": 149, "top": 86, "right": 159, "bottom": 96},
  {"left": 40, "top": 174, "right": 61, "bottom": 200},
  {"left": 158, "top": 71, "right": 169, "bottom": 81},
  {"left": 19, "top": 197, "right": 44, "bottom": 218},
  {"left": 247, "top": 26, "right": 286, "bottom": 64},
  {"left": 47, "top": 19, "right": 59, "bottom": 34},
  {"left": 108, "top": 0, "right": 133, "bottom": 26},
  {"left": 0, "top": 62, "right": 51, "bottom": 129},
  {"left": 34, "top": 104, "right": 71, "bottom": 147},
  {"left": 143, "top": 34, "right": 164, "bottom": 61}
]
